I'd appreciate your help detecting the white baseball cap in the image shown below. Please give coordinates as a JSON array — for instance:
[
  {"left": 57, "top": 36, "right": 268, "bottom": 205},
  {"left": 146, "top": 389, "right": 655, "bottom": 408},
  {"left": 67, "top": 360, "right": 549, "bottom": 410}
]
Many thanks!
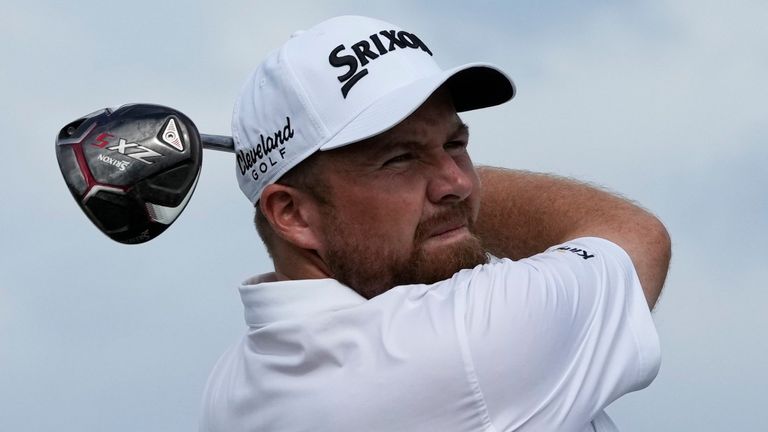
[{"left": 233, "top": 15, "right": 515, "bottom": 204}]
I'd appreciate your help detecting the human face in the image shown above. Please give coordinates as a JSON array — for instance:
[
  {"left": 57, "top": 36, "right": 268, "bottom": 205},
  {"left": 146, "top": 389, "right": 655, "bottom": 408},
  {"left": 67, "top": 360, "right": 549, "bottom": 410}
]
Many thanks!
[{"left": 311, "top": 90, "right": 487, "bottom": 298}]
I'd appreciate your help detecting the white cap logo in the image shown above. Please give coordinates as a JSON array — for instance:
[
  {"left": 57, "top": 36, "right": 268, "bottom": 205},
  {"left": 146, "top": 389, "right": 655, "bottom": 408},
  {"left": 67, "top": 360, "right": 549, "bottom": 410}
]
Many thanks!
[{"left": 328, "top": 30, "right": 433, "bottom": 98}]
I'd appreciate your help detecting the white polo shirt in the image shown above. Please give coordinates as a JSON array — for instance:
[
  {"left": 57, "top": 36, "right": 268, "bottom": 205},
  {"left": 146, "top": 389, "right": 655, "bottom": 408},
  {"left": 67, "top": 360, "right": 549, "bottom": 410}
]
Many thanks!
[{"left": 200, "top": 237, "right": 660, "bottom": 431}]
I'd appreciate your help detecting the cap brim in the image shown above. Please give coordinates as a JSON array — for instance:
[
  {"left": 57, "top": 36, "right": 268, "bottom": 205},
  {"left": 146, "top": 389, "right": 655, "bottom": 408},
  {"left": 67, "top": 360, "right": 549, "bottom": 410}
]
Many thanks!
[{"left": 319, "top": 63, "right": 515, "bottom": 151}]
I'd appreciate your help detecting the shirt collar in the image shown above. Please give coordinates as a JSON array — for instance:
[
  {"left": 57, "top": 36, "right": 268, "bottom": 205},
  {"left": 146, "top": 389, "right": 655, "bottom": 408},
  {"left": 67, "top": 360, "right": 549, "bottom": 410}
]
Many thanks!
[{"left": 239, "top": 273, "right": 367, "bottom": 327}]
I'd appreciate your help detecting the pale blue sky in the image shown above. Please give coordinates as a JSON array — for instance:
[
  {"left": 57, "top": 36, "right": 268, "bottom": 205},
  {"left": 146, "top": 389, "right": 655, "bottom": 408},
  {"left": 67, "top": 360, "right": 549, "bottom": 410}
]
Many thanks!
[{"left": 1, "top": 1, "right": 766, "bottom": 430}]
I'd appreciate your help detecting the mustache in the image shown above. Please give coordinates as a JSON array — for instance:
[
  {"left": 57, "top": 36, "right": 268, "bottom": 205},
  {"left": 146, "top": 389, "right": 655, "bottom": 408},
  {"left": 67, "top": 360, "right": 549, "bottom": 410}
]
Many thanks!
[{"left": 413, "top": 201, "right": 476, "bottom": 244}]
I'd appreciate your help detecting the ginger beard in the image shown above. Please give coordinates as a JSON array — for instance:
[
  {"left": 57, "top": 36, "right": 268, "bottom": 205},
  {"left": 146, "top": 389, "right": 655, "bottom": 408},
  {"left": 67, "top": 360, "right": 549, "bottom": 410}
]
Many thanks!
[{"left": 320, "top": 200, "right": 488, "bottom": 299}]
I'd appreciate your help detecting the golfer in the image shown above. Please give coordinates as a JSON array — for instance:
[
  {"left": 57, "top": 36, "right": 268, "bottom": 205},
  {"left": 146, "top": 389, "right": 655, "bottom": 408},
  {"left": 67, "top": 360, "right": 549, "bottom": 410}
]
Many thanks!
[{"left": 200, "top": 15, "right": 671, "bottom": 432}]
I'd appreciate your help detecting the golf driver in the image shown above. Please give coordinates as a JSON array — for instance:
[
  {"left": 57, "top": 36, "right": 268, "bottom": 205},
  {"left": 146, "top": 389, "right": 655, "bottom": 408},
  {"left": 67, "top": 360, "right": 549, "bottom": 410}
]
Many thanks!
[{"left": 55, "top": 104, "right": 234, "bottom": 244}]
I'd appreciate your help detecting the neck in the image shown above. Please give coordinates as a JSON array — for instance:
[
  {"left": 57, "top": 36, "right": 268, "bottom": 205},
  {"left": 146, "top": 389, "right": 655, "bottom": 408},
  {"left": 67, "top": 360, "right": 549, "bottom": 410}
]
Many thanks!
[{"left": 272, "top": 241, "right": 332, "bottom": 281}]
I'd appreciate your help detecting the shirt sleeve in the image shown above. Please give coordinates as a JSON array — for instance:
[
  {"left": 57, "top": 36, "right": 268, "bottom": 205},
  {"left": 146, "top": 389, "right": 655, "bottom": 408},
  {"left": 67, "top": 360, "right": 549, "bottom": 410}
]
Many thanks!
[{"left": 455, "top": 237, "right": 660, "bottom": 431}]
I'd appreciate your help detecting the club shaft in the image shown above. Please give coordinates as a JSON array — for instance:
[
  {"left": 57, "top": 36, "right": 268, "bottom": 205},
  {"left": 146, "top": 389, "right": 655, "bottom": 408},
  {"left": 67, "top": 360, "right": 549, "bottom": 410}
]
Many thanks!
[{"left": 201, "top": 134, "right": 235, "bottom": 153}]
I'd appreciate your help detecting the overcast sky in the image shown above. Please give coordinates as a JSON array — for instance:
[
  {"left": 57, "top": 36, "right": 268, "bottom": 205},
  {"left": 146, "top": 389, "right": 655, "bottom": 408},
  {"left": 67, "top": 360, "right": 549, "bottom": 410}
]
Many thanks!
[{"left": 1, "top": 0, "right": 766, "bottom": 430}]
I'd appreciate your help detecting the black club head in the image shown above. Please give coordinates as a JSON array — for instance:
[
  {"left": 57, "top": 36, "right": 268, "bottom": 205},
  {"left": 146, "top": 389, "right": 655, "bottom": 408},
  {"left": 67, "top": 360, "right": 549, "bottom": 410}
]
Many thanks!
[{"left": 55, "top": 104, "right": 203, "bottom": 244}]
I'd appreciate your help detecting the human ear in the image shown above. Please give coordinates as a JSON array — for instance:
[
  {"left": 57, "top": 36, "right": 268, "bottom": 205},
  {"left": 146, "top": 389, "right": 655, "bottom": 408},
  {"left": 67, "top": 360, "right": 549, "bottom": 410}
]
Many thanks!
[{"left": 259, "top": 184, "right": 324, "bottom": 251}]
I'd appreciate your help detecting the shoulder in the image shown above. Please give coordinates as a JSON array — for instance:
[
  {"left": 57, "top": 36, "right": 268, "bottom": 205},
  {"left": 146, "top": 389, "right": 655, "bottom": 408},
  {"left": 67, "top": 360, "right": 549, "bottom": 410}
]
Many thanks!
[
  {"left": 446, "top": 237, "right": 637, "bottom": 298},
  {"left": 447, "top": 238, "right": 660, "bottom": 430}
]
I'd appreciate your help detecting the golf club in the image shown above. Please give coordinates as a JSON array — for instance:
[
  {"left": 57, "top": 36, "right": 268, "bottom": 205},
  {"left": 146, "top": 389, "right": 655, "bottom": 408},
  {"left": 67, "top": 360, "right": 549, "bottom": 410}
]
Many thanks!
[{"left": 55, "top": 103, "right": 234, "bottom": 244}]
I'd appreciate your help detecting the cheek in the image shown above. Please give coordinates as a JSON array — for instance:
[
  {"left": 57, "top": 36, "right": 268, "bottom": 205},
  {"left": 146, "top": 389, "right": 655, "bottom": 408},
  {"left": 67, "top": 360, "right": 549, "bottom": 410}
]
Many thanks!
[
  {"left": 466, "top": 163, "right": 480, "bottom": 189},
  {"left": 462, "top": 155, "right": 480, "bottom": 181},
  {"left": 458, "top": 158, "right": 481, "bottom": 213},
  {"left": 346, "top": 192, "right": 425, "bottom": 242},
  {"left": 372, "top": 195, "right": 423, "bottom": 234},
  {"left": 326, "top": 169, "right": 430, "bottom": 240}
]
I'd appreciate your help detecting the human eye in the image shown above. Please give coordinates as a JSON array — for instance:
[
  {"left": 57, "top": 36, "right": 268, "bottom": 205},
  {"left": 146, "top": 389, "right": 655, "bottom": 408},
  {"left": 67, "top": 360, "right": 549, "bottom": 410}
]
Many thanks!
[
  {"left": 382, "top": 152, "right": 415, "bottom": 167},
  {"left": 445, "top": 123, "right": 470, "bottom": 153},
  {"left": 444, "top": 139, "right": 468, "bottom": 153}
]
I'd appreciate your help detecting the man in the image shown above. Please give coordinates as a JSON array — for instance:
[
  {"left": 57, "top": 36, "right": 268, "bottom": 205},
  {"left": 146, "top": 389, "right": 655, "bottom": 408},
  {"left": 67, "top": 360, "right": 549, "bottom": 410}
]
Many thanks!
[{"left": 201, "top": 15, "right": 671, "bottom": 432}]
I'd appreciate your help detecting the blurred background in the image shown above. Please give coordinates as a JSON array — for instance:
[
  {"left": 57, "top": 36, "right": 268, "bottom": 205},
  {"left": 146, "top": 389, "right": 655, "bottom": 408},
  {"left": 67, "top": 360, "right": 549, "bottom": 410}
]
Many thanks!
[{"left": 1, "top": 0, "right": 766, "bottom": 430}]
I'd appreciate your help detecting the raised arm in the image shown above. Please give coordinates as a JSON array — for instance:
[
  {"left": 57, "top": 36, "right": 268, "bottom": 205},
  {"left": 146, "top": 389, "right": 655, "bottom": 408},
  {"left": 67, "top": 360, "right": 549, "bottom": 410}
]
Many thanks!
[{"left": 474, "top": 167, "right": 671, "bottom": 308}]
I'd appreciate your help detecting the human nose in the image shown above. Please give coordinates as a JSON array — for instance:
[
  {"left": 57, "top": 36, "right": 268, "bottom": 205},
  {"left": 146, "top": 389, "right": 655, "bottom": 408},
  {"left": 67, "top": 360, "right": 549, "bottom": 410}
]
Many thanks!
[{"left": 426, "top": 154, "right": 475, "bottom": 204}]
